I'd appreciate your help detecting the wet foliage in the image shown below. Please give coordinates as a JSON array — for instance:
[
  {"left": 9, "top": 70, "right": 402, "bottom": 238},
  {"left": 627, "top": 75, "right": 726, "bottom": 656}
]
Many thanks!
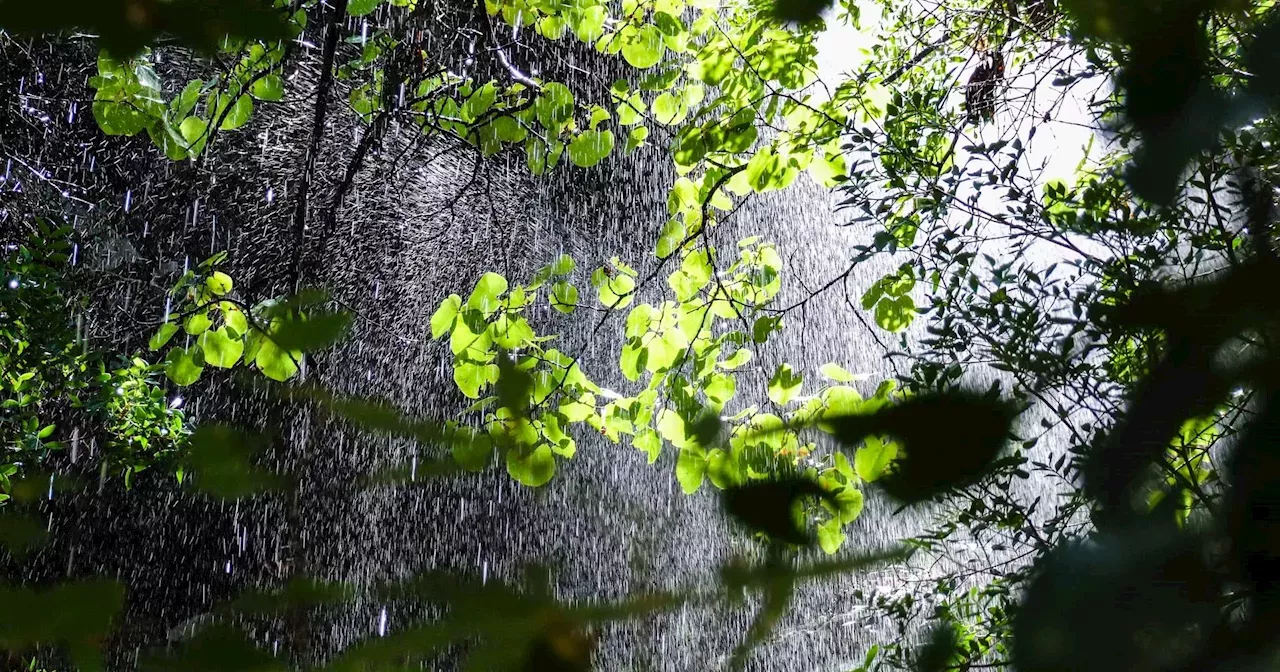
[{"left": 10, "top": 0, "right": 1280, "bottom": 669}]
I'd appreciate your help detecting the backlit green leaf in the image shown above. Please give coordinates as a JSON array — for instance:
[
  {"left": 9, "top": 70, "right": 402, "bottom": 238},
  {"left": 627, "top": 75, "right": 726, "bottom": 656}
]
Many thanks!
[
  {"left": 622, "top": 25, "right": 666, "bottom": 69},
  {"left": 164, "top": 346, "right": 204, "bottom": 385},
  {"left": 467, "top": 273, "right": 509, "bottom": 316},
  {"left": 149, "top": 322, "right": 179, "bottom": 351},
  {"left": 199, "top": 327, "right": 244, "bottom": 368},
  {"left": 431, "top": 294, "right": 462, "bottom": 339},
  {"left": 768, "top": 364, "right": 803, "bottom": 405},
  {"left": 205, "top": 271, "right": 233, "bottom": 296},
  {"left": 506, "top": 444, "right": 556, "bottom": 487},
  {"left": 568, "top": 129, "right": 615, "bottom": 168},
  {"left": 251, "top": 73, "right": 285, "bottom": 102},
  {"left": 676, "top": 447, "right": 707, "bottom": 494},
  {"left": 551, "top": 282, "right": 578, "bottom": 314},
  {"left": 854, "top": 436, "right": 898, "bottom": 483}
]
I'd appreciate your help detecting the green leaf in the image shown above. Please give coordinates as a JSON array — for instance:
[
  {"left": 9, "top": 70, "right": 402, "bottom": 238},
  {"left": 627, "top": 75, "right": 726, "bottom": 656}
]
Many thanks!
[
  {"left": 185, "top": 312, "right": 212, "bottom": 335},
  {"left": 818, "top": 386, "right": 864, "bottom": 434},
  {"left": 164, "top": 346, "right": 204, "bottom": 386},
  {"left": 874, "top": 295, "right": 915, "bottom": 332},
  {"left": 550, "top": 254, "right": 576, "bottom": 275},
  {"left": 834, "top": 486, "right": 864, "bottom": 523},
  {"left": 219, "top": 94, "right": 254, "bottom": 130},
  {"left": 149, "top": 322, "right": 179, "bottom": 351},
  {"left": 536, "top": 14, "right": 567, "bottom": 39},
  {"left": 634, "top": 430, "right": 661, "bottom": 463},
  {"left": 430, "top": 294, "right": 462, "bottom": 339},
  {"left": 467, "top": 273, "right": 509, "bottom": 316},
  {"left": 571, "top": 5, "right": 607, "bottom": 42},
  {"left": 93, "top": 99, "right": 151, "bottom": 136},
  {"left": 820, "top": 363, "right": 857, "bottom": 383},
  {"left": 178, "top": 116, "right": 208, "bottom": 154},
  {"left": 753, "top": 315, "right": 781, "bottom": 343},
  {"left": 854, "top": 436, "right": 898, "bottom": 483},
  {"left": 251, "top": 73, "right": 285, "bottom": 102},
  {"left": 535, "top": 82, "right": 575, "bottom": 130},
  {"left": 597, "top": 272, "right": 635, "bottom": 309},
  {"left": 620, "top": 339, "right": 647, "bottom": 381},
  {"left": 461, "top": 81, "right": 497, "bottom": 122},
  {"left": 834, "top": 452, "right": 856, "bottom": 480},
  {"left": 676, "top": 447, "right": 707, "bottom": 494},
  {"left": 551, "top": 281, "right": 578, "bottom": 314},
  {"left": 449, "top": 316, "right": 491, "bottom": 358},
  {"left": 506, "top": 444, "right": 556, "bottom": 487},
  {"left": 768, "top": 363, "right": 803, "bottom": 405},
  {"left": 655, "top": 218, "right": 686, "bottom": 258},
  {"left": 704, "top": 373, "right": 737, "bottom": 410},
  {"left": 222, "top": 304, "right": 249, "bottom": 336},
  {"left": 172, "top": 79, "right": 203, "bottom": 119},
  {"left": 652, "top": 91, "right": 681, "bottom": 125},
  {"left": 668, "top": 249, "right": 712, "bottom": 301},
  {"left": 817, "top": 517, "right": 846, "bottom": 554},
  {"left": 348, "top": 0, "right": 385, "bottom": 16},
  {"left": 559, "top": 396, "right": 595, "bottom": 422},
  {"left": 622, "top": 25, "right": 667, "bottom": 69},
  {"left": 625, "top": 125, "right": 649, "bottom": 153},
  {"left": 615, "top": 91, "right": 645, "bottom": 125},
  {"left": 454, "top": 361, "right": 498, "bottom": 399},
  {"left": 206, "top": 271, "right": 233, "bottom": 296},
  {"left": 819, "top": 517, "right": 849, "bottom": 552},
  {"left": 199, "top": 327, "right": 244, "bottom": 369},
  {"left": 568, "top": 129, "right": 615, "bottom": 168},
  {"left": 720, "top": 349, "right": 752, "bottom": 370},
  {"left": 255, "top": 338, "right": 301, "bottom": 382}
]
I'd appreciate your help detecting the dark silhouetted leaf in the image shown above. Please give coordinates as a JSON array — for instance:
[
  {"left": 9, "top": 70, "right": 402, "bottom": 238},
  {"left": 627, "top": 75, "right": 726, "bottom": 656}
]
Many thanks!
[
  {"left": 1013, "top": 530, "right": 1217, "bottom": 672},
  {"left": 185, "top": 424, "right": 283, "bottom": 499},
  {"left": 496, "top": 353, "right": 535, "bottom": 413},
  {"left": 0, "top": 512, "right": 47, "bottom": 557},
  {"left": 721, "top": 477, "right": 832, "bottom": 545},
  {"left": 689, "top": 411, "right": 722, "bottom": 448},
  {"left": 1084, "top": 262, "right": 1280, "bottom": 519},
  {"left": 728, "top": 563, "right": 794, "bottom": 670},
  {"left": 1224, "top": 389, "right": 1280, "bottom": 646},
  {"left": 917, "top": 620, "right": 961, "bottom": 672},
  {"left": 520, "top": 615, "right": 596, "bottom": 672},
  {"left": 269, "top": 310, "right": 353, "bottom": 351},
  {"left": 0, "top": 578, "right": 125, "bottom": 662},
  {"left": 0, "top": 0, "right": 292, "bottom": 57},
  {"left": 770, "top": 0, "right": 833, "bottom": 24},
  {"left": 219, "top": 577, "right": 355, "bottom": 616},
  {"left": 141, "top": 623, "right": 283, "bottom": 671},
  {"left": 720, "top": 546, "right": 910, "bottom": 596},
  {"left": 825, "top": 391, "right": 1016, "bottom": 504}
]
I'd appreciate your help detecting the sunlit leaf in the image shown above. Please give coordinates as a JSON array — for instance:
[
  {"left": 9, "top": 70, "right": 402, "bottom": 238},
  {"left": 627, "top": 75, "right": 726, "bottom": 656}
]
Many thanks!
[
  {"left": 164, "top": 346, "right": 204, "bottom": 385},
  {"left": 199, "top": 327, "right": 244, "bottom": 368}
]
